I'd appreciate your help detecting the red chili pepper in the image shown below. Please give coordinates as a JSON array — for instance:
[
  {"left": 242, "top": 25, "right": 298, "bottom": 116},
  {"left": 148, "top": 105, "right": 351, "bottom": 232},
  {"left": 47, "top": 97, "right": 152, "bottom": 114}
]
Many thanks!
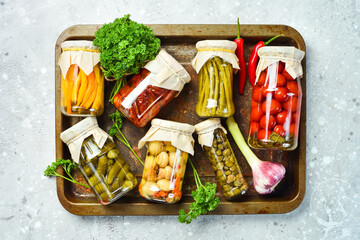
[
  {"left": 248, "top": 35, "right": 281, "bottom": 86},
  {"left": 234, "top": 18, "right": 246, "bottom": 95}
]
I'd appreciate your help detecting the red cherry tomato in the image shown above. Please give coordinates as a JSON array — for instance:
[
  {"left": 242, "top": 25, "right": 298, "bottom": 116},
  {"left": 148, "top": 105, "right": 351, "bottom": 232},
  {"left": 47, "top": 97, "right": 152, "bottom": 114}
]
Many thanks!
[
  {"left": 278, "top": 62, "right": 285, "bottom": 73},
  {"left": 276, "top": 74, "right": 286, "bottom": 87},
  {"left": 282, "top": 69, "right": 294, "bottom": 80},
  {"left": 251, "top": 100, "right": 259, "bottom": 108},
  {"left": 276, "top": 110, "right": 292, "bottom": 125},
  {"left": 260, "top": 115, "right": 276, "bottom": 130},
  {"left": 250, "top": 105, "right": 264, "bottom": 121},
  {"left": 262, "top": 98, "right": 282, "bottom": 115},
  {"left": 274, "top": 87, "right": 289, "bottom": 102},
  {"left": 287, "top": 81, "right": 299, "bottom": 96},
  {"left": 257, "top": 129, "right": 272, "bottom": 140},
  {"left": 283, "top": 96, "right": 298, "bottom": 112},
  {"left": 252, "top": 86, "right": 264, "bottom": 102},
  {"left": 290, "top": 123, "right": 296, "bottom": 136},
  {"left": 262, "top": 88, "right": 274, "bottom": 97},
  {"left": 273, "top": 125, "right": 286, "bottom": 137},
  {"left": 249, "top": 122, "right": 260, "bottom": 135},
  {"left": 257, "top": 71, "right": 267, "bottom": 87}
]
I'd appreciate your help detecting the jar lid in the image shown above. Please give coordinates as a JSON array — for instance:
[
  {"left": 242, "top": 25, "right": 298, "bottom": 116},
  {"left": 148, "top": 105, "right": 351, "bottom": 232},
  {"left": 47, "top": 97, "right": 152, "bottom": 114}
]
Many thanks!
[
  {"left": 60, "top": 117, "right": 109, "bottom": 163},
  {"left": 143, "top": 49, "right": 191, "bottom": 93},
  {"left": 138, "top": 118, "right": 195, "bottom": 155},
  {"left": 194, "top": 118, "right": 227, "bottom": 148},
  {"left": 58, "top": 40, "right": 101, "bottom": 77},
  {"left": 191, "top": 40, "right": 240, "bottom": 73}
]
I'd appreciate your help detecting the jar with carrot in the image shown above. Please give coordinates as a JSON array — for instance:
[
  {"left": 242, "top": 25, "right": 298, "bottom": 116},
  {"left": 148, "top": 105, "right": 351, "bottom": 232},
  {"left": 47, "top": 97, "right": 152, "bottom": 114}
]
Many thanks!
[{"left": 58, "top": 41, "right": 104, "bottom": 116}]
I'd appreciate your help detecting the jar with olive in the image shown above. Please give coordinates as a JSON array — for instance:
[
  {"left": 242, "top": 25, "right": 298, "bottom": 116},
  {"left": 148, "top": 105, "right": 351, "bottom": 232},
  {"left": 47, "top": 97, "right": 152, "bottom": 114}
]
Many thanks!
[
  {"left": 60, "top": 117, "right": 137, "bottom": 205},
  {"left": 138, "top": 119, "right": 195, "bottom": 203},
  {"left": 248, "top": 47, "right": 305, "bottom": 150},
  {"left": 195, "top": 118, "right": 249, "bottom": 199},
  {"left": 191, "top": 40, "right": 240, "bottom": 118}
]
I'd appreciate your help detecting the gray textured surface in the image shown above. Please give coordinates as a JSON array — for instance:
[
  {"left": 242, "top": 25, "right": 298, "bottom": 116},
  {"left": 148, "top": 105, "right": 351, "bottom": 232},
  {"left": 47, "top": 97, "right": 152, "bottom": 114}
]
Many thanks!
[{"left": 1, "top": 0, "right": 360, "bottom": 239}]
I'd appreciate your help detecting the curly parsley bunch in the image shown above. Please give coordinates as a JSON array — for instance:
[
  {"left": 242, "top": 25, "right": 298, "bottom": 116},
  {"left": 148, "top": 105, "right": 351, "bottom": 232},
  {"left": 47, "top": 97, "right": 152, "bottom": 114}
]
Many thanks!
[{"left": 94, "top": 14, "right": 161, "bottom": 80}]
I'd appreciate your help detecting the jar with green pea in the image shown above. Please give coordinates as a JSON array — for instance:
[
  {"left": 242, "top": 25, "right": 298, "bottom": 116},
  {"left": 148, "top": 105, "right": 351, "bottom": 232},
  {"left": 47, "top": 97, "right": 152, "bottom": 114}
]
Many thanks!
[
  {"left": 60, "top": 117, "right": 137, "bottom": 205},
  {"left": 195, "top": 118, "right": 249, "bottom": 199}
]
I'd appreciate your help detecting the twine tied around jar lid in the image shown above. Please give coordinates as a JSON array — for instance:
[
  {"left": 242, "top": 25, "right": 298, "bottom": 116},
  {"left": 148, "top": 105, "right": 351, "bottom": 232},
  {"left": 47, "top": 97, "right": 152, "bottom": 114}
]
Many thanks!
[
  {"left": 138, "top": 118, "right": 195, "bottom": 155},
  {"left": 191, "top": 40, "right": 240, "bottom": 73},
  {"left": 194, "top": 118, "right": 227, "bottom": 148},
  {"left": 60, "top": 117, "right": 110, "bottom": 163},
  {"left": 255, "top": 46, "right": 305, "bottom": 84}
]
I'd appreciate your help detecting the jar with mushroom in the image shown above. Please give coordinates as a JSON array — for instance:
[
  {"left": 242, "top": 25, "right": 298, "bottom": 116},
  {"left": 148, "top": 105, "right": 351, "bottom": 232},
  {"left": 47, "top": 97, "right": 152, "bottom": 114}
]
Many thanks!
[
  {"left": 138, "top": 119, "right": 195, "bottom": 203},
  {"left": 195, "top": 118, "right": 249, "bottom": 199}
]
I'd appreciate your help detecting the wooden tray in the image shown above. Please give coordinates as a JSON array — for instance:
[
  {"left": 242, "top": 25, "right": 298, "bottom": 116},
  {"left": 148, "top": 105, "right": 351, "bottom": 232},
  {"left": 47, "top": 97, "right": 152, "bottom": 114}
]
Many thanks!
[{"left": 55, "top": 24, "right": 306, "bottom": 215}]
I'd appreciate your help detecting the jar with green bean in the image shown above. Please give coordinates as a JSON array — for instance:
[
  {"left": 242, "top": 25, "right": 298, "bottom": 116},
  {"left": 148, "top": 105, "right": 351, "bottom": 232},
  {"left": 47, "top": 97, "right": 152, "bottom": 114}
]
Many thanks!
[
  {"left": 192, "top": 40, "right": 240, "bottom": 118},
  {"left": 195, "top": 118, "right": 249, "bottom": 199}
]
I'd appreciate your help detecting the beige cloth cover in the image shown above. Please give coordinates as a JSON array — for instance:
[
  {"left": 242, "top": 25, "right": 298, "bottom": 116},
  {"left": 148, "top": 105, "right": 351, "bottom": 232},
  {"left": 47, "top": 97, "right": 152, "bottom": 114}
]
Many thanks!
[
  {"left": 145, "top": 49, "right": 191, "bottom": 92},
  {"left": 255, "top": 46, "right": 305, "bottom": 84},
  {"left": 191, "top": 40, "right": 240, "bottom": 73},
  {"left": 138, "top": 119, "right": 196, "bottom": 155},
  {"left": 58, "top": 40, "right": 100, "bottom": 77},
  {"left": 60, "top": 117, "right": 110, "bottom": 163},
  {"left": 194, "top": 118, "right": 227, "bottom": 148}
]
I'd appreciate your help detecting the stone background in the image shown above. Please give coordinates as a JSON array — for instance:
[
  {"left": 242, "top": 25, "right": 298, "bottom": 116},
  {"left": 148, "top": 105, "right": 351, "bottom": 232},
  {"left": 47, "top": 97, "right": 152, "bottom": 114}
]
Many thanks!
[{"left": 0, "top": 0, "right": 359, "bottom": 239}]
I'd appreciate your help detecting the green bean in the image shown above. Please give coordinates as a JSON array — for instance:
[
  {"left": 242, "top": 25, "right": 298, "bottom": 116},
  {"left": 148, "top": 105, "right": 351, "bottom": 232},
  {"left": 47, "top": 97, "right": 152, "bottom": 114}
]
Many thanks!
[{"left": 212, "top": 59, "right": 220, "bottom": 116}]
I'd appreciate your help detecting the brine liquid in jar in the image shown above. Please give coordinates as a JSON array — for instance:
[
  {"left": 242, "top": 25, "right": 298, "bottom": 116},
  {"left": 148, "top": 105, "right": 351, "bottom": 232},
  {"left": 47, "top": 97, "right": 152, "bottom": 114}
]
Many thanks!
[
  {"left": 248, "top": 61, "right": 302, "bottom": 150},
  {"left": 79, "top": 136, "right": 137, "bottom": 205},
  {"left": 113, "top": 69, "right": 178, "bottom": 128},
  {"left": 196, "top": 56, "right": 235, "bottom": 118},
  {"left": 138, "top": 141, "right": 188, "bottom": 203}
]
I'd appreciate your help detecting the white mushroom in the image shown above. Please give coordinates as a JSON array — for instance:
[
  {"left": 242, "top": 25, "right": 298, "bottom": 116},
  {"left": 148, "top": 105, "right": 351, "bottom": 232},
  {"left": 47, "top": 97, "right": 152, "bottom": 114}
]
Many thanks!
[
  {"left": 156, "top": 151, "right": 169, "bottom": 168},
  {"left": 157, "top": 179, "right": 171, "bottom": 192},
  {"left": 140, "top": 181, "right": 160, "bottom": 197},
  {"left": 158, "top": 166, "right": 173, "bottom": 180}
]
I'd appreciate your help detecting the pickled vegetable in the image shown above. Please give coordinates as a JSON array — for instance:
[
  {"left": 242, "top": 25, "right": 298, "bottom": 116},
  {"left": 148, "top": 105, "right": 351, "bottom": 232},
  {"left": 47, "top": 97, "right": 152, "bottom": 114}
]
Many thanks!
[
  {"left": 196, "top": 57, "right": 235, "bottom": 117},
  {"left": 204, "top": 128, "right": 249, "bottom": 199},
  {"left": 138, "top": 141, "right": 188, "bottom": 203},
  {"left": 248, "top": 61, "right": 302, "bottom": 150},
  {"left": 79, "top": 136, "right": 137, "bottom": 205}
]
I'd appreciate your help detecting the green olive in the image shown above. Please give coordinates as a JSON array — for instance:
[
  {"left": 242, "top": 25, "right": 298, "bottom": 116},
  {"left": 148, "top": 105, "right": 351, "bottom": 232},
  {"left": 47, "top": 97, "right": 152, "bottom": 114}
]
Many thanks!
[
  {"left": 222, "top": 185, "right": 230, "bottom": 192},
  {"left": 233, "top": 188, "right": 241, "bottom": 196},
  {"left": 216, "top": 170, "right": 223, "bottom": 177},
  {"left": 223, "top": 149, "right": 231, "bottom": 156},
  {"left": 225, "top": 161, "right": 233, "bottom": 167},
  {"left": 216, "top": 150, "right": 222, "bottom": 156},
  {"left": 225, "top": 170, "right": 231, "bottom": 176},
  {"left": 234, "top": 180, "right": 242, "bottom": 187}
]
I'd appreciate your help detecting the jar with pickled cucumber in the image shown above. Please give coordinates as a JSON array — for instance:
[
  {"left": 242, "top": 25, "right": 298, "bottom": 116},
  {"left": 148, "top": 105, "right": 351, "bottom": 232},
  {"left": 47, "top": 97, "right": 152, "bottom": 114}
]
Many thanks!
[
  {"left": 138, "top": 119, "right": 195, "bottom": 203},
  {"left": 248, "top": 47, "right": 305, "bottom": 151},
  {"left": 60, "top": 117, "right": 137, "bottom": 205},
  {"left": 58, "top": 41, "right": 104, "bottom": 116},
  {"left": 195, "top": 118, "right": 249, "bottom": 199},
  {"left": 191, "top": 40, "right": 240, "bottom": 118}
]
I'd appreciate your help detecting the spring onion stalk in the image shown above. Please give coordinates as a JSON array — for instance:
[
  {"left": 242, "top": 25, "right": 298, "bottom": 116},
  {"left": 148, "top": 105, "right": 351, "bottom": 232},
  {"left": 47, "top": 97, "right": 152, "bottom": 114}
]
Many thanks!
[{"left": 226, "top": 117, "right": 286, "bottom": 194}]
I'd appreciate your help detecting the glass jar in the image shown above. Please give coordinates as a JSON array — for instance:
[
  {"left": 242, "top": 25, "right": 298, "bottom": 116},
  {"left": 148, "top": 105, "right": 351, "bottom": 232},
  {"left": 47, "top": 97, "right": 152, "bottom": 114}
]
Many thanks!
[
  {"left": 248, "top": 47, "right": 305, "bottom": 150},
  {"left": 137, "top": 119, "right": 195, "bottom": 203},
  {"left": 113, "top": 49, "right": 191, "bottom": 128},
  {"left": 195, "top": 118, "right": 249, "bottom": 199},
  {"left": 58, "top": 41, "right": 104, "bottom": 116},
  {"left": 192, "top": 40, "right": 239, "bottom": 118},
  {"left": 79, "top": 136, "right": 137, "bottom": 205},
  {"left": 138, "top": 141, "right": 188, "bottom": 203},
  {"left": 60, "top": 117, "right": 136, "bottom": 205}
]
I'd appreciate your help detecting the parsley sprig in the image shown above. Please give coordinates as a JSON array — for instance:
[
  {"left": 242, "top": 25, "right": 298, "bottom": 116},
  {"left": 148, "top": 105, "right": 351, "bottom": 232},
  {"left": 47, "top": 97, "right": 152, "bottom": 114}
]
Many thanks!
[
  {"left": 178, "top": 158, "right": 220, "bottom": 224},
  {"left": 109, "top": 111, "right": 144, "bottom": 165},
  {"left": 44, "top": 159, "right": 90, "bottom": 188}
]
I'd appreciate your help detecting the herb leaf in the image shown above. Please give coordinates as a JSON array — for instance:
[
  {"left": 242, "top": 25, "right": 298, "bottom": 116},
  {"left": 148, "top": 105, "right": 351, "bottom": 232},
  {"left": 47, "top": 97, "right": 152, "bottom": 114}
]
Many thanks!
[
  {"left": 44, "top": 159, "right": 90, "bottom": 188},
  {"left": 178, "top": 158, "right": 220, "bottom": 224},
  {"left": 93, "top": 14, "right": 161, "bottom": 80}
]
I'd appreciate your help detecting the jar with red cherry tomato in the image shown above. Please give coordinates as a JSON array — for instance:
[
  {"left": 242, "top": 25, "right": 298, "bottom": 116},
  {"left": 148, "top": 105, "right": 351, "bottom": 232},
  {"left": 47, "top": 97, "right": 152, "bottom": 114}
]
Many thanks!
[{"left": 248, "top": 47, "right": 305, "bottom": 150}]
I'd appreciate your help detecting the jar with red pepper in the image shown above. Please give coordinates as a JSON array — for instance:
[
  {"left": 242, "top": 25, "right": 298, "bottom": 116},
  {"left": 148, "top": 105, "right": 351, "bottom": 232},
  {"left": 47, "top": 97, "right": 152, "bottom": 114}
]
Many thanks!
[
  {"left": 113, "top": 50, "right": 191, "bottom": 128},
  {"left": 248, "top": 47, "right": 305, "bottom": 150}
]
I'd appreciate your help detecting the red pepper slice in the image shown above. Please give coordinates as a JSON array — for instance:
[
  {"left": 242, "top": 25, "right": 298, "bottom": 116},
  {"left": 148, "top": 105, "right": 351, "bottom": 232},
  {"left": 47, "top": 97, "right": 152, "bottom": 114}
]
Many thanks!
[
  {"left": 234, "top": 18, "right": 246, "bottom": 95},
  {"left": 248, "top": 35, "right": 281, "bottom": 87}
]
